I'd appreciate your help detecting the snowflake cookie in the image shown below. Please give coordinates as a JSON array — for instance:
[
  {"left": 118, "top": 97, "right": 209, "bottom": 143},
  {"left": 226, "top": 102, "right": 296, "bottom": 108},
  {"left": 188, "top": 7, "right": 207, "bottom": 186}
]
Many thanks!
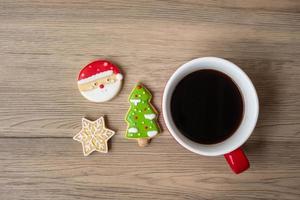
[{"left": 73, "top": 116, "right": 115, "bottom": 156}]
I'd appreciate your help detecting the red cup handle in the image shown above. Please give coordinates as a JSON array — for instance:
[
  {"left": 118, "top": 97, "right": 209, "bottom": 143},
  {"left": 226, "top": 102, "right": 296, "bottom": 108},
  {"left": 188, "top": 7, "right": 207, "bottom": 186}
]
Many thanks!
[{"left": 224, "top": 148, "right": 250, "bottom": 174}]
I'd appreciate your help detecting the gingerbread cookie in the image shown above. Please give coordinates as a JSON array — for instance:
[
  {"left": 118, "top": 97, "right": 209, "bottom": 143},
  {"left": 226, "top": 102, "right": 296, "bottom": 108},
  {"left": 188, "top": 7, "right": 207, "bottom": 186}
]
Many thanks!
[
  {"left": 77, "top": 60, "right": 123, "bottom": 102},
  {"left": 125, "top": 83, "right": 160, "bottom": 147},
  {"left": 73, "top": 116, "right": 115, "bottom": 156}
]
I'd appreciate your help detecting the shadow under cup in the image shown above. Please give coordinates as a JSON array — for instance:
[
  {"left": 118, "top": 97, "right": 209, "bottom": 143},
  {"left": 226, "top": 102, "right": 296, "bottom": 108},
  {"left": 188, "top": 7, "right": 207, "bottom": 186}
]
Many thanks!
[{"left": 162, "top": 57, "right": 259, "bottom": 174}]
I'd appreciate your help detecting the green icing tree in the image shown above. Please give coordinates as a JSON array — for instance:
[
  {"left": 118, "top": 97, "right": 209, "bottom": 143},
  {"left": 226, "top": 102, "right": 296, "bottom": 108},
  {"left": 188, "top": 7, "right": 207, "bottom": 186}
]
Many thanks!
[{"left": 125, "top": 83, "right": 160, "bottom": 146}]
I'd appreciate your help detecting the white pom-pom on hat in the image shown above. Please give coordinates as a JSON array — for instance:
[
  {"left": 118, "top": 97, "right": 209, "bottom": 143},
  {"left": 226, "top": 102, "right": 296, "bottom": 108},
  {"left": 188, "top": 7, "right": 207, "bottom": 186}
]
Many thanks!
[{"left": 116, "top": 73, "right": 123, "bottom": 80}]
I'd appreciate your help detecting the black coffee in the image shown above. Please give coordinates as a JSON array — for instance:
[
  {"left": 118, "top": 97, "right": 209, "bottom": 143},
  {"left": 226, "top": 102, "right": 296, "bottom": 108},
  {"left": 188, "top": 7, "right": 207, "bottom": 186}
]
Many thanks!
[{"left": 171, "top": 69, "right": 244, "bottom": 144}]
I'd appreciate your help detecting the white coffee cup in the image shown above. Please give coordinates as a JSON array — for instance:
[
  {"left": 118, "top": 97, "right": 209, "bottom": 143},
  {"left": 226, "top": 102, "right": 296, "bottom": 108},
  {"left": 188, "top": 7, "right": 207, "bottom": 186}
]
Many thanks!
[{"left": 162, "top": 57, "right": 259, "bottom": 174}]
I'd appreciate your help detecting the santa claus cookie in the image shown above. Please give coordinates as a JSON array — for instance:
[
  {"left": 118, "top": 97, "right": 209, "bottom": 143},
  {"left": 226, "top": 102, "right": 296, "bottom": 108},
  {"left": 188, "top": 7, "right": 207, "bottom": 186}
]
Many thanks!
[{"left": 77, "top": 60, "right": 123, "bottom": 102}]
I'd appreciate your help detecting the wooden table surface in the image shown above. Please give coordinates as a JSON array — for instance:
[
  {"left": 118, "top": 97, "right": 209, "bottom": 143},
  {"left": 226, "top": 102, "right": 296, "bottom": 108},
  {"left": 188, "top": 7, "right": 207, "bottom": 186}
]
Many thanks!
[{"left": 1, "top": 0, "right": 300, "bottom": 199}]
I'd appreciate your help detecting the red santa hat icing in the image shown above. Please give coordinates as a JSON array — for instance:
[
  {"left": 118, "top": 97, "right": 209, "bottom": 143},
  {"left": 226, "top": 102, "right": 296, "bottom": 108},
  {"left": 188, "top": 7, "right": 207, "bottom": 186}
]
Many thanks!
[{"left": 78, "top": 60, "right": 123, "bottom": 84}]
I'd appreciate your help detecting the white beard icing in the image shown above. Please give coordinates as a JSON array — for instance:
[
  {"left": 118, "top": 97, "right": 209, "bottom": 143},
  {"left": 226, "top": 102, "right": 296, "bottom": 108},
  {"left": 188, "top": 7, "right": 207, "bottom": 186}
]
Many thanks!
[{"left": 80, "top": 81, "right": 121, "bottom": 102}]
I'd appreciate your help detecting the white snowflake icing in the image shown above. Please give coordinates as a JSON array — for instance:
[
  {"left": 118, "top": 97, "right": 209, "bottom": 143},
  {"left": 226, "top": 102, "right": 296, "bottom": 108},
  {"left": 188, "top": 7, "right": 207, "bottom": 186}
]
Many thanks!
[
  {"left": 147, "top": 130, "right": 158, "bottom": 137},
  {"left": 128, "top": 127, "right": 138, "bottom": 133},
  {"left": 144, "top": 113, "right": 156, "bottom": 120},
  {"left": 130, "top": 99, "right": 141, "bottom": 105}
]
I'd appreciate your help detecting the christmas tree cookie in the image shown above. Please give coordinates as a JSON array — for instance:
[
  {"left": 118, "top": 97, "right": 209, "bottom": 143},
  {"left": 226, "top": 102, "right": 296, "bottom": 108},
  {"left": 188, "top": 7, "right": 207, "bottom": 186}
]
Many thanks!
[{"left": 125, "top": 83, "right": 160, "bottom": 147}]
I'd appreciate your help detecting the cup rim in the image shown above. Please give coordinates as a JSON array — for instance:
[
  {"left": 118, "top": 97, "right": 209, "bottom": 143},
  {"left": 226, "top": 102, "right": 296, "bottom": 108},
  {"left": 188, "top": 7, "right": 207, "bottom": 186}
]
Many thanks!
[{"left": 162, "top": 57, "right": 259, "bottom": 156}]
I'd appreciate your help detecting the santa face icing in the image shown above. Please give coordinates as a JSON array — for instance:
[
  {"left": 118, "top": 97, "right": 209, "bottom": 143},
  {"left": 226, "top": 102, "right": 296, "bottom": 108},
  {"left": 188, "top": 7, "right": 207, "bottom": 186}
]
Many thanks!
[{"left": 77, "top": 60, "right": 123, "bottom": 102}]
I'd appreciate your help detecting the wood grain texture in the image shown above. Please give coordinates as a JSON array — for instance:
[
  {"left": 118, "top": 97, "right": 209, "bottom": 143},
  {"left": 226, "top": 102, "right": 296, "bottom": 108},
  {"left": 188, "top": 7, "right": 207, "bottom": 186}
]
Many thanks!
[{"left": 0, "top": 0, "right": 299, "bottom": 199}]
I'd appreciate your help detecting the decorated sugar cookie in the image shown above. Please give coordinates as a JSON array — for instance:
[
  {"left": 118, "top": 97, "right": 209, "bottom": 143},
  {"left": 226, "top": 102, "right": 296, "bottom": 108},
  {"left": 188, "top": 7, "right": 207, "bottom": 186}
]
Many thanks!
[
  {"left": 125, "top": 83, "right": 160, "bottom": 147},
  {"left": 77, "top": 60, "right": 123, "bottom": 102},
  {"left": 73, "top": 116, "right": 115, "bottom": 156}
]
